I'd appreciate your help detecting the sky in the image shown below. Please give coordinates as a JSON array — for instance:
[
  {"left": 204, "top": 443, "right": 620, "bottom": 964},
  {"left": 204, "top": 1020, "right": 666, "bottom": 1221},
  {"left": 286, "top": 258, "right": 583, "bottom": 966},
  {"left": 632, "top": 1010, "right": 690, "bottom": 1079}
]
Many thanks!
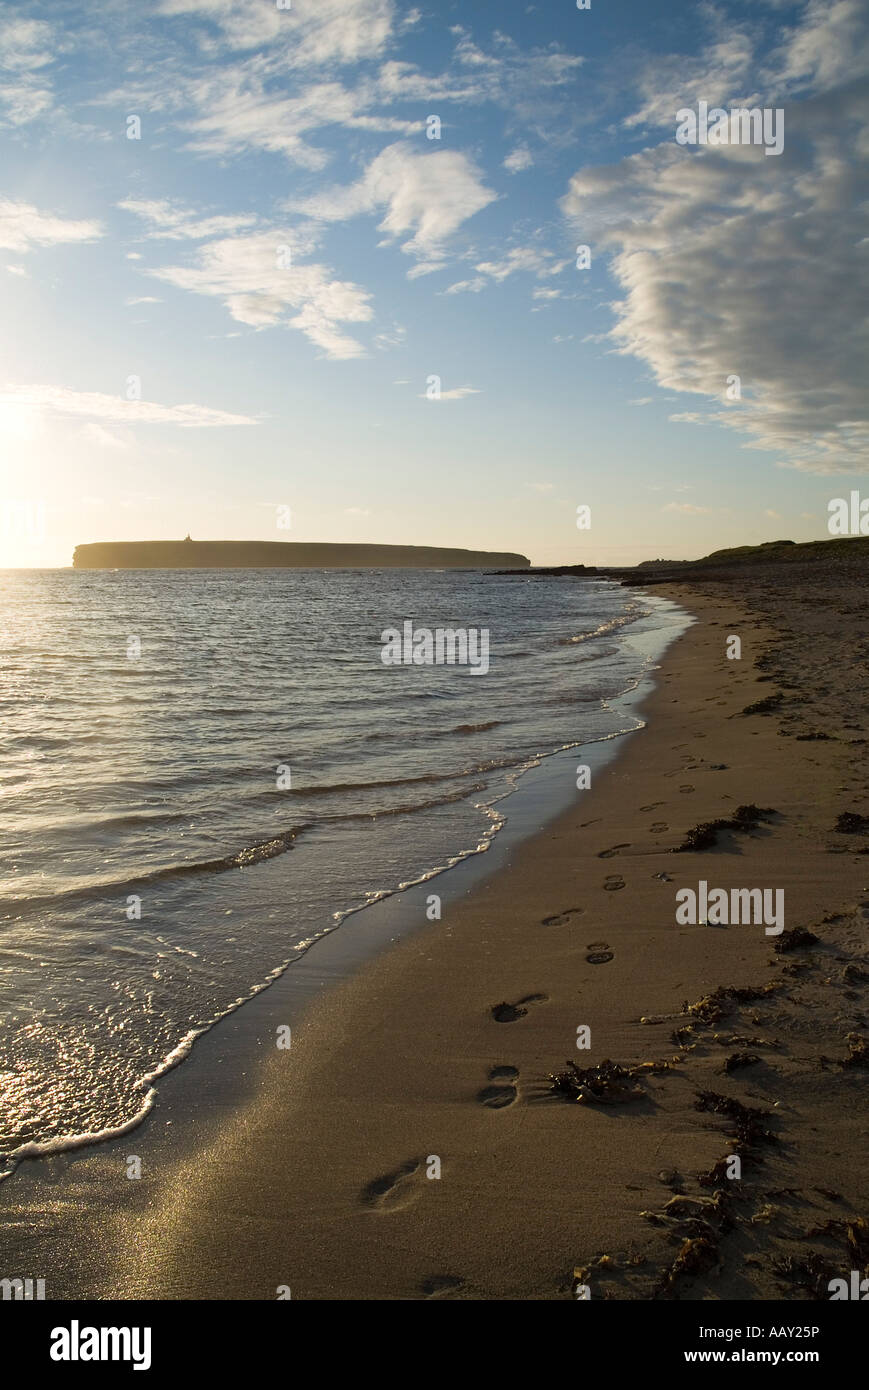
[{"left": 0, "top": 0, "right": 866, "bottom": 567}]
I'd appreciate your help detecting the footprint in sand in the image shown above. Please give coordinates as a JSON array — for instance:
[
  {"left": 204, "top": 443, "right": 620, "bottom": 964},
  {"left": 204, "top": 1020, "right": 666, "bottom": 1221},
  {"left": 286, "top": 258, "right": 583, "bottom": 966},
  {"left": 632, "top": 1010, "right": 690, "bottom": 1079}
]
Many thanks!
[
  {"left": 585, "top": 941, "right": 614, "bottom": 965},
  {"left": 598, "top": 843, "right": 630, "bottom": 859},
  {"left": 362, "top": 1158, "right": 421, "bottom": 1211},
  {"left": 640, "top": 802, "right": 664, "bottom": 812},
  {"left": 650, "top": 821, "right": 669, "bottom": 832},
  {"left": 679, "top": 784, "right": 695, "bottom": 793},
  {"left": 491, "top": 994, "right": 547, "bottom": 1023},
  {"left": 603, "top": 874, "right": 625, "bottom": 891},
  {"left": 477, "top": 1064, "right": 519, "bottom": 1108},
  {"left": 541, "top": 907, "right": 583, "bottom": 926}
]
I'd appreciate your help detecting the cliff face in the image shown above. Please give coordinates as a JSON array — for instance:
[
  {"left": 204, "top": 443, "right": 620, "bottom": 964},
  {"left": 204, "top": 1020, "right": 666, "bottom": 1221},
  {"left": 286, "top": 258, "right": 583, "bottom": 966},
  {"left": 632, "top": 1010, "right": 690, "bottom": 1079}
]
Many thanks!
[{"left": 72, "top": 541, "right": 531, "bottom": 570}]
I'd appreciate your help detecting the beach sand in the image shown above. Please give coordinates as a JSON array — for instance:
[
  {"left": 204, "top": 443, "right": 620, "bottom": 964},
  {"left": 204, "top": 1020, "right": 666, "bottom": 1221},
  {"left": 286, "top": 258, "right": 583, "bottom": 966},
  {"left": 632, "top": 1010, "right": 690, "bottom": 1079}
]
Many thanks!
[
  {"left": 100, "top": 569, "right": 868, "bottom": 1300},
  {"left": 3, "top": 566, "right": 867, "bottom": 1301}
]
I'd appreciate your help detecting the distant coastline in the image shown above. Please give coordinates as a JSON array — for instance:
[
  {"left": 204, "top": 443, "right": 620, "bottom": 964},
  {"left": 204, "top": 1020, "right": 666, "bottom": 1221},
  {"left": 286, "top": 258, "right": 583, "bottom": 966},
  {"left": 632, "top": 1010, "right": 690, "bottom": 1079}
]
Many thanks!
[{"left": 71, "top": 540, "right": 531, "bottom": 569}]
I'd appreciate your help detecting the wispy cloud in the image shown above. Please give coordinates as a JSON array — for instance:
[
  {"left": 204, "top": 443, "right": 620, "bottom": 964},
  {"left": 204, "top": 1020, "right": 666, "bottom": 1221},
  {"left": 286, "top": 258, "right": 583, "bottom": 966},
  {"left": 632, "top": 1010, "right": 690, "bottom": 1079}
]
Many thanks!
[
  {"left": 443, "top": 277, "right": 487, "bottom": 295},
  {"left": 503, "top": 146, "right": 533, "bottom": 173},
  {"left": 0, "top": 11, "right": 57, "bottom": 126},
  {"left": 475, "top": 246, "right": 566, "bottom": 281},
  {"left": 118, "top": 199, "right": 258, "bottom": 240},
  {"left": 0, "top": 199, "right": 102, "bottom": 253},
  {"left": 420, "top": 385, "right": 481, "bottom": 401},
  {"left": 624, "top": 9, "right": 754, "bottom": 131},
  {"left": 443, "top": 245, "right": 567, "bottom": 295},
  {"left": 158, "top": 0, "right": 398, "bottom": 65},
  {"left": 177, "top": 72, "right": 419, "bottom": 170},
  {"left": 0, "top": 384, "right": 257, "bottom": 428}
]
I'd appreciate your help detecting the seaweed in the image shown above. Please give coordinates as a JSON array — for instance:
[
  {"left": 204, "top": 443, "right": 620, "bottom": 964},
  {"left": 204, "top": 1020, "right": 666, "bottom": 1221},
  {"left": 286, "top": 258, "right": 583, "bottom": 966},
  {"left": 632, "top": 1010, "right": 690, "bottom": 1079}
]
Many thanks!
[
  {"left": 774, "top": 926, "right": 819, "bottom": 954},
  {"left": 741, "top": 694, "right": 783, "bottom": 715},
  {"left": 840, "top": 1033, "right": 868, "bottom": 1068},
  {"left": 681, "top": 983, "right": 777, "bottom": 1024},
  {"left": 548, "top": 1057, "right": 669, "bottom": 1105},
  {"left": 676, "top": 805, "right": 777, "bottom": 852},
  {"left": 773, "top": 1253, "right": 837, "bottom": 1298},
  {"left": 694, "top": 1090, "right": 777, "bottom": 1149},
  {"left": 723, "top": 1052, "right": 761, "bottom": 1073}
]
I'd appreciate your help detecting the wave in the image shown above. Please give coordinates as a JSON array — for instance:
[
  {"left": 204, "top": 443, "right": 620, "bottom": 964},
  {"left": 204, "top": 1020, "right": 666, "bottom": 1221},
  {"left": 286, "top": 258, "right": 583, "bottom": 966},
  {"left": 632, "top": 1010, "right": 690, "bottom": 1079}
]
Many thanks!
[
  {"left": 556, "top": 609, "right": 651, "bottom": 645},
  {"left": 0, "top": 826, "right": 308, "bottom": 916}
]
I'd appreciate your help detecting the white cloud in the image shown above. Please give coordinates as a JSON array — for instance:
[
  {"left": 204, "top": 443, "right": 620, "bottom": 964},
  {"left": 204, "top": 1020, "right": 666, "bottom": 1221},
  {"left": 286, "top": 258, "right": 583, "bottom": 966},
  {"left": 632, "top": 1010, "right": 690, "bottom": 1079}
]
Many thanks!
[
  {"left": 663, "top": 502, "right": 710, "bottom": 514},
  {"left": 373, "top": 323, "right": 405, "bottom": 349},
  {"left": 158, "top": 0, "right": 397, "bottom": 65},
  {"left": 768, "top": 0, "right": 869, "bottom": 94},
  {"left": 420, "top": 385, "right": 480, "bottom": 401},
  {"left": 145, "top": 229, "right": 374, "bottom": 359},
  {"left": 562, "top": 7, "right": 869, "bottom": 475},
  {"left": 0, "top": 14, "right": 53, "bottom": 71},
  {"left": 0, "top": 12, "right": 56, "bottom": 126},
  {"left": 624, "top": 6, "right": 754, "bottom": 131},
  {"left": 475, "top": 246, "right": 566, "bottom": 281},
  {"left": 125, "top": 296, "right": 162, "bottom": 306},
  {"left": 177, "top": 73, "right": 418, "bottom": 170},
  {"left": 503, "top": 146, "right": 533, "bottom": 173},
  {"left": 375, "top": 32, "right": 583, "bottom": 121},
  {"left": 669, "top": 413, "right": 705, "bottom": 424},
  {"left": 442, "top": 247, "right": 568, "bottom": 298},
  {"left": 443, "top": 277, "right": 487, "bottom": 295},
  {"left": 0, "top": 384, "right": 257, "bottom": 428},
  {"left": 0, "top": 199, "right": 102, "bottom": 254},
  {"left": 294, "top": 142, "right": 496, "bottom": 269},
  {"left": 81, "top": 422, "right": 130, "bottom": 449},
  {"left": 118, "top": 199, "right": 258, "bottom": 240},
  {"left": 5, "top": 263, "right": 27, "bottom": 277}
]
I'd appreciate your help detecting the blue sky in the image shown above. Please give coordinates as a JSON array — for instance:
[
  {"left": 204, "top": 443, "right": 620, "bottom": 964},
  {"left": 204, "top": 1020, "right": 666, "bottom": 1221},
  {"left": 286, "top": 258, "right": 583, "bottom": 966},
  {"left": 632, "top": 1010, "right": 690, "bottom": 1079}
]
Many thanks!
[{"left": 0, "top": 0, "right": 866, "bottom": 566}]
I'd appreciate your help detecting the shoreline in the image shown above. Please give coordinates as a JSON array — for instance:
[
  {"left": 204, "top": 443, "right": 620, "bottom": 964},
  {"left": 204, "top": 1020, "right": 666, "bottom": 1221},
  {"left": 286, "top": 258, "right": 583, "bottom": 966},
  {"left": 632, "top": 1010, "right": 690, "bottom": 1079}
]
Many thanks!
[
  {"left": 3, "top": 575, "right": 867, "bottom": 1300},
  {"left": 0, "top": 589, "right": 687, "bottom": 1188}
]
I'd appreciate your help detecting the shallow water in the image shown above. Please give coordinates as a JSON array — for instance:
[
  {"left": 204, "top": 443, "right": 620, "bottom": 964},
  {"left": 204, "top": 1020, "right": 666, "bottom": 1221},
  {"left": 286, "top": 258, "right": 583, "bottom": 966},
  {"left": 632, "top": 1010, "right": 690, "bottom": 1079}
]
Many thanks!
[{"left": 0, "top": 567, "right": 671, "bottom": 1172}]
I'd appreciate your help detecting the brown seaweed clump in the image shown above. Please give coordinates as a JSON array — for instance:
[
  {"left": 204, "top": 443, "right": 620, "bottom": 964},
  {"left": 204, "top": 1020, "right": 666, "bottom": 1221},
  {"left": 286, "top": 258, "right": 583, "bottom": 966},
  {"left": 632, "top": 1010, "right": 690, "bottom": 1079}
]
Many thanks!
[
  {"left": 549, "top": 1057, "right": 669, "bottom": 1105},
  {"left": 656, "top": 1236, "right": 722, "bottom": 1298},
  {"left": 694, "top": 1090, "right": 777, "bottom": 1150},
  {"left": 676, "top": 805, "right": 777, "bottom": 852},
  {"left": 723, "top": 1052, "right": 761, "bottom": 1074},
  {"left": 773, "top": 1253, "right": 837, "bottom": 1299},
  {"left": 741, "top": 694, "right": 783, "bottom": 715},
  {"left": 682, "top": 983, "right": 777, "bottom": 1025},
  {"left": 834, "top": 811, "right": 869, "bottom": 834},
  {"left": 774, "top": 926, "right": 820, "bottom": 954},
  {"left": 840, "top": 1033, "right": 869, "bottom": 1068},
  {"left": 805, "top": 1216, "right": 869, "bottom": 1271}
]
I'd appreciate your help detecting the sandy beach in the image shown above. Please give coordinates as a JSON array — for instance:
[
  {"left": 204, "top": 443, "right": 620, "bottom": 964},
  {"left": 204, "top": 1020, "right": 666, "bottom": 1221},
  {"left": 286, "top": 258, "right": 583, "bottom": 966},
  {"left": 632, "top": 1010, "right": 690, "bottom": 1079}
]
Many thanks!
[
  {"left": 3, "top": 557, "right": 866, "bottom": 1303},
  {"left": 89, "top": 560, "right": 866, "bottom": 1301}
]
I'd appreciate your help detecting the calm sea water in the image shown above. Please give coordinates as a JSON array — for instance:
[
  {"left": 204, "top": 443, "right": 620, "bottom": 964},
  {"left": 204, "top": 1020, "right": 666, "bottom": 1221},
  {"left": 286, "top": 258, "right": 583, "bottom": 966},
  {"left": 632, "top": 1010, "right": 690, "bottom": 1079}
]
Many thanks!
[{"left": 1, "top": 568, "right": 670, "bottom": 1175}]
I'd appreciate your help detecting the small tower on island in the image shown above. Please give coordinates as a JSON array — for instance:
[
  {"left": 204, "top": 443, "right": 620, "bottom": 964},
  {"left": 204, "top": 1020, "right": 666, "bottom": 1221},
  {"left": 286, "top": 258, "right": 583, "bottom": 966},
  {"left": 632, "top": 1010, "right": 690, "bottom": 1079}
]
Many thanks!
[{"left": 183, "top": 534, "right": 192, "bottom": 542}]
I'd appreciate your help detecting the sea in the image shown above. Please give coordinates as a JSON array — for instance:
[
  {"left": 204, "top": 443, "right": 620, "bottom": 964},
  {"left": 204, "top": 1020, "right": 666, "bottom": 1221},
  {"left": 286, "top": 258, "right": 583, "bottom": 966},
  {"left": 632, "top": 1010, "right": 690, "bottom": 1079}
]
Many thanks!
[{"left": 0, "top": 567, "right": 687, "bottom": 1177}]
